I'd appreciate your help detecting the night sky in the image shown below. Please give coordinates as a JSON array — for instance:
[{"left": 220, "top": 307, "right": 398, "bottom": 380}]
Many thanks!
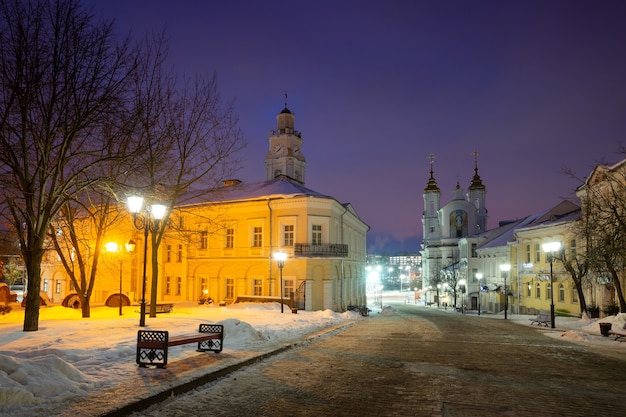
[{"left": 87, "top": 0, "right": 626, "bottom": 254}]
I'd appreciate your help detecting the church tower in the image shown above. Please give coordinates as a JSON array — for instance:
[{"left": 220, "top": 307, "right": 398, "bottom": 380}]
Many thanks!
[
  {"left": 467, "top": 151, "right": 487, "bottom": 232},
  {"left": 265, "top": 103, "right": 306, "bottom": 184},
  {"left": 422, "top": 153, "right": 441, "bottom": 243}
]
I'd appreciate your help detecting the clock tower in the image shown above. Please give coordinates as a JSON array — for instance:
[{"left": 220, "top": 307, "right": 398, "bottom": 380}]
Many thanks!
[{"left": 265, "top": 105, "right": 306, "bottom": 184}]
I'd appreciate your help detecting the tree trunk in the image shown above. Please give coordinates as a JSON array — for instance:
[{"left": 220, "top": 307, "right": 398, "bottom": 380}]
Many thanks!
[{"left": 23, "top": 254, "right": 43, "bottom": 332}]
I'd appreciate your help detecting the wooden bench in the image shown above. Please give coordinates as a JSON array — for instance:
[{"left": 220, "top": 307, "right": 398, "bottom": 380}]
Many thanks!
[
  {"left": 608, "top": 323, "right": 626, "bottom": 341},
  {"left": 143, "top": 303, "right": 174, "bottom": 314},
  {"left": 529, "top": 311, "right": 551, "bottom": 327},
  {"left": 136, "top": 323, "right": 223, "bottom": 368}
]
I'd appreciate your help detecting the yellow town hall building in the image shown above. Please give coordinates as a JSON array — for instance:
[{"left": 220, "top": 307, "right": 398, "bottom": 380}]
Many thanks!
[{"left": 42, "top": 106, "right": 369, "bottom": 312}]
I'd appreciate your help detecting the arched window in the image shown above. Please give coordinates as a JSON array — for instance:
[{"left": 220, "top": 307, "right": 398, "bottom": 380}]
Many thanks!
[
  {"left": 547, "top": 283, "right": 552, "bottom": 300},
  {"left": 535, "top": 283, "right": 541, "bottom": 299},
  {"left": 558, "top": 284, "right": 565, "bottom": 302}
]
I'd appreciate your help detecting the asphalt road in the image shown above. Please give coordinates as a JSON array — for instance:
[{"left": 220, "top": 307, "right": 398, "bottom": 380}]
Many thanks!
[{"left": 136, "top": 304, "right": 626, "bottom": 417}]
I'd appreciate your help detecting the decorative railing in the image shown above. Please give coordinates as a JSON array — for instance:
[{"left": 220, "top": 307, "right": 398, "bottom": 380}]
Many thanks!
[{"left": 293, "top": 243, "right": 348, "bottom": 258}]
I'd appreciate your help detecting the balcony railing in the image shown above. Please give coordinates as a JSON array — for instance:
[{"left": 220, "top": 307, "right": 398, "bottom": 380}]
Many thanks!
[{"left": 294, "top": 243, "right": 348, "bottom": 258}]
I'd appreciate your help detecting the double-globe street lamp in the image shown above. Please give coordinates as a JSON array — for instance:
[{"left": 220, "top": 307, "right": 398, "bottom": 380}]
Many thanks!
[
  {"left": 127, "top": 195, "right": 167, "bottom": 327},
  {"left": 273, "top": 251, "right": 287, "bottom": 313},
  {"left": 500, "top": 264, "right": 510, "bottom": 320},
  {"left": 105, "top": 240, "right": 135, "bottom": 316},
  {"left": 542, "top": 241, "right": 561, "bottom": 329}
]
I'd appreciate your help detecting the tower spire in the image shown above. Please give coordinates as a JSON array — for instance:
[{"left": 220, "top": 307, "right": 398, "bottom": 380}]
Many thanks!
[
  {"left": 424, "top": 153, "right": 440, "bottom": 192},
  {"left": 469, "top": 150, "right": 485, "bottom": 190}
]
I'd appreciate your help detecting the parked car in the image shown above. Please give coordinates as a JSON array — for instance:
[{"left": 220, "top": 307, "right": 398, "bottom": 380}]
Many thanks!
[{"left": 10, "top": 285, "right": 24, "bottom": 302}]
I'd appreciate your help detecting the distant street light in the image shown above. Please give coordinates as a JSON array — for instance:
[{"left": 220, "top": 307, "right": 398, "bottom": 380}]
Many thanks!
[
  {"left": 476, "top": 272, "right": 483, "bottom": 316},
  {"left": 273, "top": 251, "right": 287, "bottom": 313},
  {"left": 127, "top": 195, "right": 167, "bottom": 326},
  {"left": 500, "top": 264, "right": 511, "bottom": 320},
  {"left": 542, "top": 242, "right": 561, "bottom": 329}
]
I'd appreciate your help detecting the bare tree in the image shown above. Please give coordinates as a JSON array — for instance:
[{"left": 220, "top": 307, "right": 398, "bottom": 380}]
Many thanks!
[
  {"left": 576, "top": 161, "right": 626, "bottom": 313},
  {"left": 123, "top": 32, "right": 244, "bottom": 317},
  {"left": 0, "top": 0, "right": 136, "bottom": 331},
  {"left": 560, "top": 219, "right": 590, "bottom": 316}
]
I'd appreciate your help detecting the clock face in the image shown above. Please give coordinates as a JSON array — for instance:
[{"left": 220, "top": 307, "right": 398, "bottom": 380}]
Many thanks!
[
  {"left": 293, "top": 146, "right": 300, "bottom": 155},
  {"left": 273, "top": 144, "right": 283, "bottom": 154}
]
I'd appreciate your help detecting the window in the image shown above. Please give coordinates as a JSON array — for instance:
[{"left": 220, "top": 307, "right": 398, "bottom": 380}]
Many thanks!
[
  {"left": 55, "top": 280, "right": 61, "bottom": 294},
  {"left": 471, "top": 243, "right": 477, "bottom": 258},
  {"left": 43, "top": 279, "right": 49, "bottom": 293},
  {"left": 166, "top": 245, "right": 172, "bottom": 262},
  {"left": 535, "top": 283, "right": 541, "bottom": 299},
  {"left": 525, "top": 245, "right": 531, "bottom": 264},
  {"left": 226, "top": 228, "right": 234, "bottom": 248},
  {"left": 201, "top": 277, "right": 207, "bottom": 293},
  {"left": 226, "top": 278, "right": 234, "bottom": 299},
  {"left": 572, "top": 288, "right": 579, "bottom": 303},
  {"left": 312, "top": 225, "right": 322, "bottom": 245},
  {"left": 535, "top": 243, "right": 541, "bottom": 263},
  {"left": 177, "top": 244, "right": 183, "bottom": 262},
  {"left": 179, "top": 216, "right": 185, "bottom": 230},
  {"left": 570, "top": 239, "right": 577, "bottom": 258},
  {"left": 547, "top": 283, "right": 552, "bottom": 300},
  {"left": 526, "top": 282, "right": 531, "bottom": 297},
  {"left": 284, "top": 278, "right": 294, "bottom": 299},
  {"left": 165, "top": 276, "right": 171, "bottom": 295},
  {"left": 558, "top": 284, "right": 565, "bottom": 302},
  {"left": 199, "top": 231, "right": 208, "bottom": 250},
  {"left": 284, "top": 225, "right": 294, "bottom": 246},
  {"left": 253, "top": 279, "right": 262, "bottom": 296},
  {"left": 253, "top": 227, "right": 263, "bottom": 247},
  {"left": 176, "top": 277, "right": 182, "bottom": 295}
]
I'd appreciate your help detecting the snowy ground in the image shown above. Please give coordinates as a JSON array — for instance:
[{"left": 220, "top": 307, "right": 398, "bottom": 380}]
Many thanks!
[{"left": 0, "top": 296, "right": 624, "bottom": 417}]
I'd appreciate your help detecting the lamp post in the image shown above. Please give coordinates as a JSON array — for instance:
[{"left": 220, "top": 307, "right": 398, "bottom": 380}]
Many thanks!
[
  {"left": 105, "top": 240, "right": 136, "bottom": 316},
  {"left": 542, "top": 242, "right": 561, "bottom": 329},
  {"left": 500, "top": 264, "right": 510, "bottom": 320},
  {"left": 476, "top": 272, "right": 483, "bottom": 316},
  {"left": 127, "top": 195, "right": 167, "bottom": 326},
  {"left": 273, "top": 251, "right": 287, "bottom": 313}
]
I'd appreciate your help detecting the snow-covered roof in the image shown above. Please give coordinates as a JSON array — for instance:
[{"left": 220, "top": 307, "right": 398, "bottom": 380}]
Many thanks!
[{"left": 179, "top": 177, "right": 333, "bottom": 207}]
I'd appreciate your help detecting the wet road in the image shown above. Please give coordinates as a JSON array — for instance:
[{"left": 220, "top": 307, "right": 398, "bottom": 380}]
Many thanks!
[{"left": 136, "top": 304, "right": 626, "bottom": 416}]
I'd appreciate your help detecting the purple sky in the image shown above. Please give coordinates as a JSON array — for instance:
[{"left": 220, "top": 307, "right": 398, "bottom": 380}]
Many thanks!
[{"left": 87, "top": 0, "right": 626, "bottom": 254}]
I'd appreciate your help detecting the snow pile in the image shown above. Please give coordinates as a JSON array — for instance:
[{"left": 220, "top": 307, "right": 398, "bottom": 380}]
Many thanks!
[{"left": 0, "top": 302, "right": 362, "bottom": 416}]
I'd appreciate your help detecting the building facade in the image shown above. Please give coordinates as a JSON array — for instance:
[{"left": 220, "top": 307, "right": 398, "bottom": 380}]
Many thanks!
[{"left": 40, "top": 105, "right": 369, "bottom": 312}]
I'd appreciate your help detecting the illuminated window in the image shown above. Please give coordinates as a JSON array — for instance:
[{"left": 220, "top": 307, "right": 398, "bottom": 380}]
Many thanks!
[
  {"left": 55, "top": 280, "right": 61, "bottom": 294},
  {"left": 284, "top": 279, "right": 294, "bottom": 299},
  {"left": 253, "top": 227, "right": 263, "bottom": 247},
  {"left": 226, "top": 228, "right": 234, "bottom": 248},
  {"left": 284, "top": 225, "right": 294, "bottom": 246},
  {"left": 312, "top": 225, "right": 322, "bottom": 245},
  {"left": 199, "top": 231, "right": 208, "bottom": 250},
  {"left": 226, "top": 278, "right": 234, "bottom": 298},
  {"left": 535, "top": 283, "right": 541, "bottom": 299},
  {"left": 253, "top": 279, "right": 262, "bottom": 296},
  {"left": 535, "top": 244, "right": 541, "bottom": 263}
]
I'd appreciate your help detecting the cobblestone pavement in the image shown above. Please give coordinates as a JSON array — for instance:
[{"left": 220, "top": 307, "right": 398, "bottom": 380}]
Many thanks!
[{"left": 138, "top": 305, "right": 626, "bottom": 417}]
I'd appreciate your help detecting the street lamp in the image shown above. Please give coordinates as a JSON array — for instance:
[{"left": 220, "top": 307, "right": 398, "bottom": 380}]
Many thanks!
[
  {"left": 127, "top": 195, "right": 167, "bottom": 326},
  {"left": 476, "top": 272, "right": 483, "bottom": 316},
  {"left": 273, "top": 251, "right": 287, "bottom": 313},
  {"left": 500, "top": 264, "right": 510, "bottom": 320},
  {"left": 105, "top": 240, "right": 135, "bottom": 316},
  {"left": 542, "top": 242, "right": 561, "bottom": 329}
]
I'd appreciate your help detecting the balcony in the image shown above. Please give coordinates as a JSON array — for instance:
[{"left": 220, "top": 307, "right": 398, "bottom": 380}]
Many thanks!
[{"left": 294, "top": 243, "right": 348, "bottom": 258}]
